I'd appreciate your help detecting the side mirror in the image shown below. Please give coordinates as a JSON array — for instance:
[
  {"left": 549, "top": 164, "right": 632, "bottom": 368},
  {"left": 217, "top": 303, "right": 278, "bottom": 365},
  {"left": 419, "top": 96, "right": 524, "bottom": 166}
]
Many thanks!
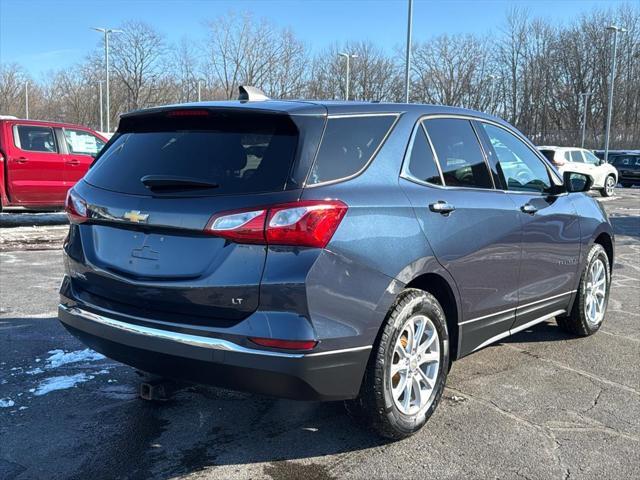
[{"left": 563, "top": 171, "right": 593, "bottom": 193}]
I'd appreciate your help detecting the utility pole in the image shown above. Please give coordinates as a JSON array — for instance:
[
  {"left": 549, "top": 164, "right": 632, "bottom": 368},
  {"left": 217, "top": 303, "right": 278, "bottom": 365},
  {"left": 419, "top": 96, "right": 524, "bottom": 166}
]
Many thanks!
[
  {"left": 603, "top": 25, "right": 627, "bottom": 162},
  {"left": 404, "top": 0, "right": 413, "bottom": 103},
  {"left": 579, "top": 92, "right": 593, "bottom": 149},
  {"left": 24, "top": 82, "right": 29, "bottom": 119},
  {"left": 91, "top": 27, "right": 123, "bottom": 133},
  {"left": 98, "top": 81, "right": 104, "bottom": 132},
  {"left": 338, "top": 52, "right": 357, "bottom": 101},
  {"left": 198, "top": 80, "right": 202, "bottom": 102}
]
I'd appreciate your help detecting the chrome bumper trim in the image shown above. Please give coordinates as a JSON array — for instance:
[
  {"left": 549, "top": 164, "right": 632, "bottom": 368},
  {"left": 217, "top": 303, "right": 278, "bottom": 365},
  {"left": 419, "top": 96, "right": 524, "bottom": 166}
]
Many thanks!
[{"left": 59, "top": 304, "right": 370, "bottom": 359}]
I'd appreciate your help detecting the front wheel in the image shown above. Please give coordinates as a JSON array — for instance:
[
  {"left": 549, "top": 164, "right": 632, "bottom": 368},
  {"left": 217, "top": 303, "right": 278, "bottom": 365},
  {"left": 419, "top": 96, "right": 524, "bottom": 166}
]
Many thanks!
[
  {"left": 346, "top": 289, "right": 449, "bottom": 439},
  {"left": 600, "top": 175, "right": 616, "bottom": 197},
  {"left": 557, "top": 243, "right": 610, "bottom": 336}
]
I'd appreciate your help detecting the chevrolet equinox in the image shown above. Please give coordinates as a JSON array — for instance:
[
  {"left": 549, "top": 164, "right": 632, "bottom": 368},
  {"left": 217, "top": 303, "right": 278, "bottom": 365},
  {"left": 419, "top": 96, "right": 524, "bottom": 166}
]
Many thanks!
[{"left": 59, "top": 90, "right": 614, "bottom": 439}]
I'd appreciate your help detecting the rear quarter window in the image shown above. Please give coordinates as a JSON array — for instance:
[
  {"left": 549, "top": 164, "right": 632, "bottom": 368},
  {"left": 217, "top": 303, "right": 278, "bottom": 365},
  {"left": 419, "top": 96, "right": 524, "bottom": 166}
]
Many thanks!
[{"left": 306, "top": 114, "right": 397, "bottom": 185}]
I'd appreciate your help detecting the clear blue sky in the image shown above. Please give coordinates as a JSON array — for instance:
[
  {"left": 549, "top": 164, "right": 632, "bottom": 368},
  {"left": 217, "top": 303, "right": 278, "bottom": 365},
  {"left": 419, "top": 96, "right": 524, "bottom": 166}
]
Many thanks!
[{"left": 0, "top": 0, "right": 632, "bottom": 78}]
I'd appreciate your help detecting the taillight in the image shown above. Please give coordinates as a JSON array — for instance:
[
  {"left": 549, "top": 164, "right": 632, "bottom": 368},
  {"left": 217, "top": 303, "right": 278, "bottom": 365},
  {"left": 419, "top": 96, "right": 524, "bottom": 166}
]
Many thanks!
[
  {"left": 206, "top": 200, "right": 348, "bottom": 248},
  {"left": 249, "top": 337, "right": 318, "bottom": 351},
  {"left": 65, "top": 189, "right": 88, "bottom": 223}
]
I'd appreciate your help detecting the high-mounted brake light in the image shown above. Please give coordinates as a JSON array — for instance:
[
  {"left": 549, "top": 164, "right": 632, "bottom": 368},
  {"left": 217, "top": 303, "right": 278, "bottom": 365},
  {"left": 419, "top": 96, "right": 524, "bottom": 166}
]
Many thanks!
[
  {"left": 206, "top": 200, "right": 348, "bottom": 248},
  {"left": 166, "top": 109, "right": 210, "bottom": 117},
  {"left": 65, "top": 189, "right": 88, "bottom": 224},
  {"left": 249, "top": 337, "right": 318, "bottom": 351}
]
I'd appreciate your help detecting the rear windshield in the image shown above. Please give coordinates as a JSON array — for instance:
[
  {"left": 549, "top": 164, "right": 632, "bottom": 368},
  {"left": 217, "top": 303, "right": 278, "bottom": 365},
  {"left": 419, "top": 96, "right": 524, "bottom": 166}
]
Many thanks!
[
  {"left": 84, "top": 111, "right": 299, "bottom": 196},
  {"left": 539, "top": 149, "right": 555, "bottom": 162}
]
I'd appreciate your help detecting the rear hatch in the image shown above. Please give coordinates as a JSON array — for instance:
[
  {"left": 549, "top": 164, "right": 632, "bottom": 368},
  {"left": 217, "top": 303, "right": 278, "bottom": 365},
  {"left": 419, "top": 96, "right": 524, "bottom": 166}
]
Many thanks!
[{"left": 68, "top": 105, "right": 325, "bottom": 324}]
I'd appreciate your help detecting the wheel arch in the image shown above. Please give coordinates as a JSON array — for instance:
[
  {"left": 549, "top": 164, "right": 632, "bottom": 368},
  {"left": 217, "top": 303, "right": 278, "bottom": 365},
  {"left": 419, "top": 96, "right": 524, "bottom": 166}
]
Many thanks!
[
  {"left": 404, "top": 272, "right": 461, "bottom": 362},
  {"left": 594, "top": 231, "right": 614, "bottom": 273}
]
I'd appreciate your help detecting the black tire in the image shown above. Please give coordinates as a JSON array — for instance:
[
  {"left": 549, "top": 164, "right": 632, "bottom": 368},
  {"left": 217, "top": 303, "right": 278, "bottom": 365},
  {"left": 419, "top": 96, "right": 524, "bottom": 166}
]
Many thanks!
[
  {"left": 600, "top": 175, "right": 616, "bottom": 197},
  {"left": 346, "top": 289, "right": 449, "bottom": 440},
  {"left": 557, "top": 243, "right": 610, "bottom": 336}
]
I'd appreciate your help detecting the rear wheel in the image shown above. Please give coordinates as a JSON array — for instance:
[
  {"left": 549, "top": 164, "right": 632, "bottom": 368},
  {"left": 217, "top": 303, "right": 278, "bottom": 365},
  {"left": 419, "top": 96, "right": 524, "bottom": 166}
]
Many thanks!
[
  {"left": 346, "top": 289, "right": 449, "bottom": 439},
  {"left": 557, "top": 243, "right": 610, "bottom": 336},
  {"left": 600, "top": 175, "right": 616, "bottom": 197}
]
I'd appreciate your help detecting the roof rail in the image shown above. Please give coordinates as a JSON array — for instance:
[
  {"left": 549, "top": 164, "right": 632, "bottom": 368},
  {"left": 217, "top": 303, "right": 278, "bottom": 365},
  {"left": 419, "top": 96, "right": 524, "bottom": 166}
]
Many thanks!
[{"left": 238, "top": 85, "right": 270, "bottom": 102}]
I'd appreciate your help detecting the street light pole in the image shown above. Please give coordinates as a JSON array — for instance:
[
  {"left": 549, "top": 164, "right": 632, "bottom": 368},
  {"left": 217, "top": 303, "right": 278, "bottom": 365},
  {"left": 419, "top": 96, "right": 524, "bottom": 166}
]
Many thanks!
[
  {"left": 404, "top": 0, "right": 413, "bottom": 103},
  {"left": 98, "top": 81, "right": 104, "bottom": 132},
  {"left": 488, "top": 75, "right": 501, "bottom": 115},
  {"left": 24, "top": 82, "right": 29, "bottom": 119},
  {"left": 579, "top": 92, "right": 593, "bottom": 149},
  {"left": 198, "top": 80, "right": 202, "bottom": 102},
  {"left": 338, "top": 52, "right": 357, "bottom": 101},
  {"left": 603, "top": 25, "right": 627, "bottom": 162},
  {"left": 92, "top": 27, "right": 123, "bottom": 133}
]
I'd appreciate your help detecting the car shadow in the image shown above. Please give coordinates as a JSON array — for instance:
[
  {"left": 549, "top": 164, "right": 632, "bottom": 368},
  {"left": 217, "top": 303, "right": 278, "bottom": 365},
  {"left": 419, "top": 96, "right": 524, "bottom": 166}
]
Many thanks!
[
  {"left": 0, "top": 316, "right": 389, "bottom": 480},
  {"left": 501, "top": 320, "right": 570, "bottom": 344}
]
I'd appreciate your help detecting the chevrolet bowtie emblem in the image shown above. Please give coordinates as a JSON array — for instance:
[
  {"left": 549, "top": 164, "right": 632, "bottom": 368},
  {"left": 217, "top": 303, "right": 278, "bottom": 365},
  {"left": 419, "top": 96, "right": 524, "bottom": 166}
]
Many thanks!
[{"left": 123, "top": 210, "right": 149, "bottom": 223}]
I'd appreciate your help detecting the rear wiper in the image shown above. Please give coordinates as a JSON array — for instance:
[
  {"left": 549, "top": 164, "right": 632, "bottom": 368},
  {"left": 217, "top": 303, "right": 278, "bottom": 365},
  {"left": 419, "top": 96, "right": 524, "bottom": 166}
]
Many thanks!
[{"left": 141, "top": 175, "right": 220, "bottom": 190}]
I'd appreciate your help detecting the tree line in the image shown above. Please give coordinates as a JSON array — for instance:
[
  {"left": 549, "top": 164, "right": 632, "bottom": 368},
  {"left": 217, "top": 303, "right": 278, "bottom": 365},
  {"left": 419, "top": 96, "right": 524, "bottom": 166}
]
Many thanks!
[{"left": 1, "top": 5, "right": 638, "bottom": 149}]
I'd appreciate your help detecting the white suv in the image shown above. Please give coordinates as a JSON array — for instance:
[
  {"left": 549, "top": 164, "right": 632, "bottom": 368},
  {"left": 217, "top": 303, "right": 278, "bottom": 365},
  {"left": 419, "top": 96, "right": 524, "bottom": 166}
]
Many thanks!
[{"left": 538, "top": 146, "right": 618, "bottom": 197}]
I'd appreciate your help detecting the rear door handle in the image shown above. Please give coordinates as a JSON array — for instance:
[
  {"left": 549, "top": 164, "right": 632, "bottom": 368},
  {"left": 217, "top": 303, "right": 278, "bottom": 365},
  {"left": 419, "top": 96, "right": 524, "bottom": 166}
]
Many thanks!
[
  {"left": 15, "top": 157, "right": 28, "bottom": 164},
  {"left": 429, "top": 201, "right": 456, "bottom": 215},
  {"left": 66, "top": 159, "right": 81, "bottom": 166},
  {"left": 520, "top": 203, "right": 538, "bottom": 214}
]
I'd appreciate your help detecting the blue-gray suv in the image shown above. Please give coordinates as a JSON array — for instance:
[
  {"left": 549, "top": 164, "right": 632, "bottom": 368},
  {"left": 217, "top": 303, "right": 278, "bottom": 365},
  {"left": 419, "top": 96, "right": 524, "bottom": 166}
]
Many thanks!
[{"left": 59, "top": 92, "right": 614, "bottom": 439}]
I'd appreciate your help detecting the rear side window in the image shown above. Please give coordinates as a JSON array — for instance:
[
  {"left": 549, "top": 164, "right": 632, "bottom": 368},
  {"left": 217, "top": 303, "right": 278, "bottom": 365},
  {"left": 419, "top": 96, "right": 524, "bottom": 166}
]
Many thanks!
[
  {"left": 570, "top": 150, "right": 584, "bottom": 163},
  {"left": 14, "top": 125, "right": 58, "bottom": 153},
  {"left": 64, "top": 129, "right": 105, "bottom": 157},
  {"left": 85, "top": 112, "right": 299, "bottom": 196},
  {"left": 423, "top": 118, "right": 493, "bottom": 188},
  {"left": 405, "top": 125, "right": 442, "bottom": 185},
  {"left": 306, "top": 115, "right": 396, "bottom": 185}
]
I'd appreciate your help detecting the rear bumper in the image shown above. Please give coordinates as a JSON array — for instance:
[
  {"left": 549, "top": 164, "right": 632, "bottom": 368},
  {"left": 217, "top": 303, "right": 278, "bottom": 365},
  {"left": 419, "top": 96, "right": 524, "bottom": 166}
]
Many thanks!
[{"left": 58, "top": 303, "right": 371, "bottom": 401}]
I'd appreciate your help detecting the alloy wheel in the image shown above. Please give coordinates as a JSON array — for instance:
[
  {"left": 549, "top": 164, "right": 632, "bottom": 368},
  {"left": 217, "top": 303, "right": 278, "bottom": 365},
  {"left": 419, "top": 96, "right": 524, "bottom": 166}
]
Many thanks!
[
  {"left": 389, "top": 314, "right": 440, "bottom": 416},
  {"left": 585, "top": 258, "right": 607, "bottom": 326},
  {"left": 606, "top": 176, "right": 616, "bottom": 196}
]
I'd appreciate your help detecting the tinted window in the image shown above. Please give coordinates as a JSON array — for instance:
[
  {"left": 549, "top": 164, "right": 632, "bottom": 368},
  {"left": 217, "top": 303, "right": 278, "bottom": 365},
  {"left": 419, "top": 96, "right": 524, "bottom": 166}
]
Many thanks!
[
  {"left": 405, "top": 125, "right": 442, "bottom": 185},
  {"left": 481, "top": 123, "right": 551, "bottom": 193},
  {"left": 570, "top": 150, "right": 584, "bottom": 163},
  {"left": 424, "top": 118, "right": 492, "bottom": 188},
  {"left": 14, "top": 125, "right": 58, "bottom": 153},
  {"left": 85, "top": 113, "right": 298, "bottom": 196},
  {"left": 307, "top": 115, "right": 396, "bottom": 185},
  {"left": 64, "top": 129, "right": 105, "bottom": 157},
  {"left": 583, "top": 150, "right": 600, "bottom": 165},
  {"left": 539, "top": 149, "right": 555, "bottom": 162}
]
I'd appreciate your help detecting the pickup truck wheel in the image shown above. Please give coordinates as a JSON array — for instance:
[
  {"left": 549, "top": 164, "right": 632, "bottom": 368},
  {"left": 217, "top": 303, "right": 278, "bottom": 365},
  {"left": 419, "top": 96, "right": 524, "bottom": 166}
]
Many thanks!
[
  {"left": 600, "top": 175, "right": 616, "bottom": 197},
  {"left": 557, "top": 243, "right": 610, "bottom": 336},
  {"left": 346, "top": 289, "right": 449, "bottom": 439}
]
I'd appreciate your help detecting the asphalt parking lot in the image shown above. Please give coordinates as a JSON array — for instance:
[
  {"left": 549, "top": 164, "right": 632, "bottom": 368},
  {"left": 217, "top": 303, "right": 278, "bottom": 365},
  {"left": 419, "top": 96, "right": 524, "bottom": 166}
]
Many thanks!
[{"left": 1, "top": 190, "right": 639, "bottom": 480}]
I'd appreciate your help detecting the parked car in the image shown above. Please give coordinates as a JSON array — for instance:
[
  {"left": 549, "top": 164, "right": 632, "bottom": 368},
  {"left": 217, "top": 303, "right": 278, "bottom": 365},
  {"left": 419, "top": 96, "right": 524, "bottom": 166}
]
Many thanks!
[
  {"left": 59, "top": 92, "right": 614, "bottom": 439},
  {"left": 0, "top": 118, "right": 107, "bottom": 211},
  {"left": 608, "top": 152, "right": 640, "bottom": 187},
  {"left": 537, "top": 146, "right": 618, "bottom": 197}
]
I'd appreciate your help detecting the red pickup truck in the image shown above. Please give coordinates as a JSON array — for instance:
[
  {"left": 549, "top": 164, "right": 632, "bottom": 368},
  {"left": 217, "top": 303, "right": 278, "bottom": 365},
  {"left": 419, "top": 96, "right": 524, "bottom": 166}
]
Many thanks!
[{"left": 0, "top": 118, "right": 107, "bottom": 211}]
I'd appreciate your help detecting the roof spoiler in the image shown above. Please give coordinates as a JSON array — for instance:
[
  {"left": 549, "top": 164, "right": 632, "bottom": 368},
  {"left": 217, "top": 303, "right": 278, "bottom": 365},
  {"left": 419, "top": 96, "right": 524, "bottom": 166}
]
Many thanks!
[{"left": 238, "top": 85, "right": 270, "bottom": 102}]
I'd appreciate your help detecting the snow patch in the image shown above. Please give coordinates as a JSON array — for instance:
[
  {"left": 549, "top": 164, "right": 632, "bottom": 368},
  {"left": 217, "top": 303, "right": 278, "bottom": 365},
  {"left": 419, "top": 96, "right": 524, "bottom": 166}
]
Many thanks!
[
  {"left": 45, "top": 349, "right": 105, "bottom": 369},
  {"left": 26, "top": 367, "right": 44, "bottom": 375},
  {"left": 0, "top": 398, "right": 15, "bottom": 408},
  {"left": 34, "top": 373, "right": 94, "bottom": 396}
]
